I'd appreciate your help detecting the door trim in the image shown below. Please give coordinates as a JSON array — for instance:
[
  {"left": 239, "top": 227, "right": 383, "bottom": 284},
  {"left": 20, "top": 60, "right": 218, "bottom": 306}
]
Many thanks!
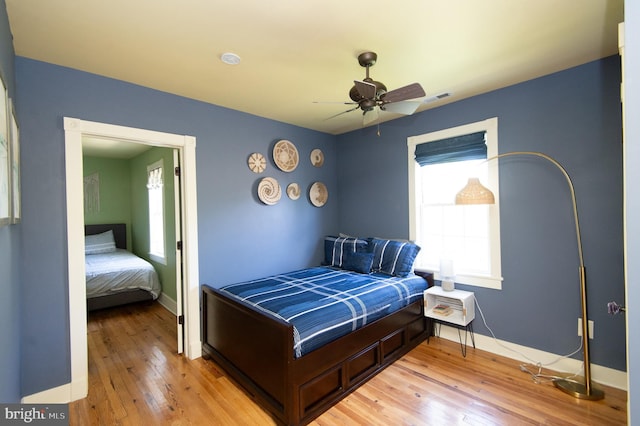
[
  {"left": 64, "top": 117, "right": 201, "bottom": 402},
  {"left": 173, "top": 149, "right": 184, "bottom": 354}
]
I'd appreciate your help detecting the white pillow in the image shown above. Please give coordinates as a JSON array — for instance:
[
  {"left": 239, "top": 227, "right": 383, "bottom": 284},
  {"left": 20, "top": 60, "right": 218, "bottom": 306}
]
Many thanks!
[{"left": 85, "top": 230, "right": 116, "bottom": 255}]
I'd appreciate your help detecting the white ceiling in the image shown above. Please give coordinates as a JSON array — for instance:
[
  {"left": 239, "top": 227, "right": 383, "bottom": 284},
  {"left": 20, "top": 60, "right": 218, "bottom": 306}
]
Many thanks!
[
  {"left": 5, "top": 0, "right": 624, "bottom": 136},
  {"left": 82, "top": 135, "right": 153, "bottom": 159}
]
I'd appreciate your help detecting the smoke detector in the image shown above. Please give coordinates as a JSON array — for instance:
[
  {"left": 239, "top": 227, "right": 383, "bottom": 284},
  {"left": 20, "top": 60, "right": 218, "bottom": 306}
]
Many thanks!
[{"left": 220, "top": 52, "right": 241, "bottom": 65}]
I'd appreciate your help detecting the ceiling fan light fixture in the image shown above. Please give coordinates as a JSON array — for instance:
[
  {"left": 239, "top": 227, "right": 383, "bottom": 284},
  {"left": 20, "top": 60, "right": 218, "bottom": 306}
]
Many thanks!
[
  {"left": 220, "top": 52, "right": 241, "bottom": 65},
  {"left": 360, "top": 99, "right": 376, "bottom": 111}
]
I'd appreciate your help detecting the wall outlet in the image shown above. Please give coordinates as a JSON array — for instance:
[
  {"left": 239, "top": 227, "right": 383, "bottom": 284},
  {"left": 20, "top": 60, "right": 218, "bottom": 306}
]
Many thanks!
[{"left": 578, "top": 318, "right": 594, "bottom": 339}]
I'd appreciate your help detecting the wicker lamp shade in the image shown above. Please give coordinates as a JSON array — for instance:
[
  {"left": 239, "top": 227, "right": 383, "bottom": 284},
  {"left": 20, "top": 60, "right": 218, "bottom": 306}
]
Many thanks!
[{"left": 455, "top": 177, "right": 495, "bottom": 204}]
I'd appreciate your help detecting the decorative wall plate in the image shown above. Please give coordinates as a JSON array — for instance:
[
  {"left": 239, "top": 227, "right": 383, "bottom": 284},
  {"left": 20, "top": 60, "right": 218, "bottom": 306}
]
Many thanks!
[
  {"left": 310, "top": 149, "right": 324, "bottom": 167},
  {"left": 258, "top": 177, "right": 281, "bottom": 205},
  {"left": 287, "top": 183, "right": 300, "bottom": 200},
  {"left": 273, "top": 139, "right": 299, "bottom": 172},
  {"left": 247, "top": 152, "right": 266, "bottom": 173},
  {"left": 309, "top": 182, "right": 328, "bottom": 207}
]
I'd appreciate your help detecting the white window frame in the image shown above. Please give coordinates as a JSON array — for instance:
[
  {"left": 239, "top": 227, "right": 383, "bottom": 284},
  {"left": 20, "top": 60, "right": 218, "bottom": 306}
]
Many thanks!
[
  {"left": 407, "top": 117, "right": 503, "bottom": 289},
  {"left": 147, "top": 159, "right": 166, "bottom": 264}
]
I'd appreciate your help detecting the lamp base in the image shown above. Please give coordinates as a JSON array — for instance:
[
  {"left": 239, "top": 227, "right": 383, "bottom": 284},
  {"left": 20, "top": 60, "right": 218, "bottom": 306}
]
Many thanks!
[
  {"left": 553, "top": 378, "right": 604, "bottom": 400},
  {"left": 441, "top": 280, "right": 455, "bottom": 291}
]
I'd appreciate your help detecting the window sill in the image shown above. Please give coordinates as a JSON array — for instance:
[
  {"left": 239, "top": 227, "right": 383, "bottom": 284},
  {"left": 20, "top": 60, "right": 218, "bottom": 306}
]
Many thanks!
[
  {"left": 454, "top": 273, "right": 503, "bottom": 290},
  {"left": 425, "top": 269, "right": 503, "bottom": 290},
  {"left": 149, "top": 253, "right": 167, "bottom": 265}
]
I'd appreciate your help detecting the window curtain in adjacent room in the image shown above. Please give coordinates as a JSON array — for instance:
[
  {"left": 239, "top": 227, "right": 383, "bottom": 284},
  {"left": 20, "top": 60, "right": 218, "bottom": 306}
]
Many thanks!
[{"left": 147, "top": 166, "right": 163, "bottom": 190}]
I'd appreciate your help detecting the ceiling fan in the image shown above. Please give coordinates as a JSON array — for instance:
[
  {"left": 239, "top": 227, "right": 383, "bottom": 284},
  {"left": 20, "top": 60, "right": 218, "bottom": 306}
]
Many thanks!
[{"left": 319, "top": 51, "right": 426, "bottom": 125}]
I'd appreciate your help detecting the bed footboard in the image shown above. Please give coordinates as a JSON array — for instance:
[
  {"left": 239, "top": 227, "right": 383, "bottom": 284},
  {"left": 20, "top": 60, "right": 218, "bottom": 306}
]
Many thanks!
[
  {"left": 202, "top": 284, "right": 429, "bottom": 425},
  {"left": 201, "top": 286, "right": 293, "bottom": 416}
]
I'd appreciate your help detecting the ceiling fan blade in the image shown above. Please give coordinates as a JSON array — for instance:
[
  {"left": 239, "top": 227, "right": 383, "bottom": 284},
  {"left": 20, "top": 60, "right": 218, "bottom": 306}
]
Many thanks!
[
  {"left": 354, "top": 80, "right": 376, "bottom": 99},
  {"left": 324, "top": 105, "right": 360, "bottom": 120},
  {"left": 363, "top": 108, "right": 379, "bottom": 126},
  {"left": 382, "top": 100, "right": 421, "bottom": 115},
  {"left": 382, "top": 83, "right": 426, "bottom": 103}
]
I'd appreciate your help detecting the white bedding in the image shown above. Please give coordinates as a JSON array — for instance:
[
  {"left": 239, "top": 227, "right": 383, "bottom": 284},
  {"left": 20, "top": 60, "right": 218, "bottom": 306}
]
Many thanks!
[{"left": 85, "top": 248, "right": 161, "bottom": 299}]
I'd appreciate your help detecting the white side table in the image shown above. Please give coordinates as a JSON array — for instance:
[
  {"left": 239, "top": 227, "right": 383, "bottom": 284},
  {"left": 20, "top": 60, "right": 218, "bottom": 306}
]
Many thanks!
[{"left": 424, "top": 286, "right": 476, "bottom": 356}]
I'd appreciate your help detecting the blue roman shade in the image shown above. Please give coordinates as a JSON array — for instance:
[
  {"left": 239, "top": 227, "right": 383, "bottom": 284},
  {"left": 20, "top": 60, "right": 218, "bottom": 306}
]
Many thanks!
[{"left": 414, "top": 131, "right": 487, "bottom": 166}]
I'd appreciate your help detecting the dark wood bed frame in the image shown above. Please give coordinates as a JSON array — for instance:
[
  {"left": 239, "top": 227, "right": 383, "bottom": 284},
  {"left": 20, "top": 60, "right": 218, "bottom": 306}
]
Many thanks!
[
  {"left": 84, "top": 223, "right": 156, "bottom": 311},
  {"left": 201, "top": 271, "right": 433, "bottom": 426}
]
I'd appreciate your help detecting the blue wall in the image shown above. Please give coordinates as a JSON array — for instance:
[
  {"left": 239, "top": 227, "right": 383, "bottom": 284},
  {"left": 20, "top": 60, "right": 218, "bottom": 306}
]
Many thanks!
[
  {"left": 0, "top": 0, "right": 21, "bottom": 403},
  {"left": 14, "top": 57, "right": 337, "bottom": 396},
  {"left": 336, "top": 56, "right": 625, "bottom": 371}
]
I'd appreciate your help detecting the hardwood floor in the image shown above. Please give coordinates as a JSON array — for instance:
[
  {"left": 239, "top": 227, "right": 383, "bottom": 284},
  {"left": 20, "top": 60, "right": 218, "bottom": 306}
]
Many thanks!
[{"left": 70, "top": 301, "right": 627, "bottom": 425}]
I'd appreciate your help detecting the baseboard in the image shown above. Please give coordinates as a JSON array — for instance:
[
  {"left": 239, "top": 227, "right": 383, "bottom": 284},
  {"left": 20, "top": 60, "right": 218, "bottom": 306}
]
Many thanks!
[
  {"left": 188, "top": 341, "right": 202, "bottom": 359},
  {"left": 435, "top": 324, "right": 627, "bottom": 390},
  {"left": 21, "top": 384, "right": 68, "bottom": 404},
  {"left": 156, "top": 294, "right": 202, "bottom": 359},
  {"left": 157, "top": 293, "right": 177, "bottom": 315}
]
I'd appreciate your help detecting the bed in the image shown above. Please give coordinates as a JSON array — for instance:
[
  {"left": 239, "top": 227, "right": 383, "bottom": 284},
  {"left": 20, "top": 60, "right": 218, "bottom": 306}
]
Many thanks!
[
  {"left": 202, "top": 236, "right": 433, "bottom": 425},
  {"left": 84, "top": 224, "right": 161, "bottom": 311}
]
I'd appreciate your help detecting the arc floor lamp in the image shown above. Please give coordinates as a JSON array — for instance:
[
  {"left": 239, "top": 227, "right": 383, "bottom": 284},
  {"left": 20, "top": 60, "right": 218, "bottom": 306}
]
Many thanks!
[{"left": 455, "top": 151, "right": 604, "bottom": 401}]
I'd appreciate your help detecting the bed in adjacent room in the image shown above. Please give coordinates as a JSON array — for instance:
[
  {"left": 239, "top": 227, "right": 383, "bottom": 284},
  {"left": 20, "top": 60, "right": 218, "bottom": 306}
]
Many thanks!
[
  {"left": 84, "top": 223, "right": 161, "bottom": 311},
  {"left": 202, "top": 235, "right": 433, "bottom": 426}
]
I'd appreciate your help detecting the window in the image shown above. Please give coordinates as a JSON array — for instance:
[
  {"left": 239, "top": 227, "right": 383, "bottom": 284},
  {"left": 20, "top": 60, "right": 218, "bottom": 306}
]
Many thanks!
[
  {"left": 147, "top": 159, "right": 166, "bottom": 264},
  {"left": 407, "top": 118, "right": 502, "bottom": 289}
]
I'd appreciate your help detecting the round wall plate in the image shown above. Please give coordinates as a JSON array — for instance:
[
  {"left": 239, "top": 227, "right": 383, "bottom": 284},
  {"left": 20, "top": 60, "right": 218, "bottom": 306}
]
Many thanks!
[
  {"left": 287, "top": 183, "right": 301, "bottom": 200},
  {"left": 310, "top": 149, "right": 324, "bottom": 167},
  {"left": 309, "top": 182, "right": 328, "bottom": 207},
  {"left": 247, "top": 152, "right": 266, "bottom": 173},
  {"left": 273, "top": 139, "right": 299, "bottom": 172},
  {"left": 258, "top": 177, "right": 281, "bottom": 205}
]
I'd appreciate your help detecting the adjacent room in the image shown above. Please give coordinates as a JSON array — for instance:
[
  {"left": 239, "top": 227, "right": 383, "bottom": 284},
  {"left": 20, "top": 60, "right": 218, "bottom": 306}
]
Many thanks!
[{"left": 1, "top": 1, "right": 638, "bottom": 425}]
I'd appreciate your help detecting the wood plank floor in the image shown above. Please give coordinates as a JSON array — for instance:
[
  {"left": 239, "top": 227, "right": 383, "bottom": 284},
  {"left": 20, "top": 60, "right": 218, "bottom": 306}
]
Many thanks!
[{"left": 70, "top": 301, "right": 627, "bottom": 425}]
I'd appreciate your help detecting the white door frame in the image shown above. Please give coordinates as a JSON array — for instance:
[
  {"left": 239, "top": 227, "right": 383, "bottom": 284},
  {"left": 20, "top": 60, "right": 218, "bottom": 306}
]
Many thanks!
[
  {"left": 173, "top": 150, "right": 184, "bottom": 354},
  {"left": 64, "top": 117, "right": 201, "bottom": 402}
]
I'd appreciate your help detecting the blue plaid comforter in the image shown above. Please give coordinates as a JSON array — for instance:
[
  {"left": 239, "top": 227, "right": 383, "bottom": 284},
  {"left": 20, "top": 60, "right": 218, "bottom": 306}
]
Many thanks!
[{"left": 220, "top": 266, "right": 427, "bottom": 358}]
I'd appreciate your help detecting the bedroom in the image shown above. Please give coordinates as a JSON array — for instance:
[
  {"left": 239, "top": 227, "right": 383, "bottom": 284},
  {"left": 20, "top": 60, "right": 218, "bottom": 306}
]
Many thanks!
[
  {"left": 1, "top": 0, "right": 639, "bottom": 424},
  {"left": 82, "top": 147, "right": 179, "bottom": 314}
]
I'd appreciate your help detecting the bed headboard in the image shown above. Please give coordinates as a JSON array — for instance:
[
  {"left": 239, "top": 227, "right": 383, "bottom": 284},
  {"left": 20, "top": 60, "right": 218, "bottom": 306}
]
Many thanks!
[{"left": 85, "top": 223, "right": 127, "bottom": 250}]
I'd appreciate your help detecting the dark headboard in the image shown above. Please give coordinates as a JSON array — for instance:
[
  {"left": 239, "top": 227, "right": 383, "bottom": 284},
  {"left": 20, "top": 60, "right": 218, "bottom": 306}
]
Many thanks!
[{"left": 85, "top": 223, "right": 127, "bottom": 250}]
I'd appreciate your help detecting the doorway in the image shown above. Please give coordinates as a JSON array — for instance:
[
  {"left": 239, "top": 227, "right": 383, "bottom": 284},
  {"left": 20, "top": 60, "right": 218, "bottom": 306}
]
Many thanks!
[
  {"left": 83, "top": 144, "right": 182, "bottom": 347},
  {"left": 64, "top": 117, "right": 201, "bottom": 402}
]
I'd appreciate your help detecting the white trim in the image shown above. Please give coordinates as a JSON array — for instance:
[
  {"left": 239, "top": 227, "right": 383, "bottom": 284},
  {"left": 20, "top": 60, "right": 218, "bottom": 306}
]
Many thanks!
[
  {"left": 149, "top": 253, "right": 167, "bottom": 265},
  {"left": 440, "top": 273, "right": 503, "bottom": 290},
  {"left": 158, "top": 292, "right": 178, "bottom": 316},
  {"left": 64, "top": 122, "right": 89, "bottom": 403},
  {"left": 434, "top": 324, "right": 627, "bottom": 390},
  {"left": 21, "top": 384, "right": 74, "bottom": 404},
  {"left": 63, "top": 117, "right": 201, "bottom": 403},
  {"left": 173, "top": 149, "right": 184, "bottom": 354},
  {"left": 407, "top": 117, "right": 502, "bottom": 290},
  {"left": 181, "top": 136, "right": 201, "bottom": 358}
]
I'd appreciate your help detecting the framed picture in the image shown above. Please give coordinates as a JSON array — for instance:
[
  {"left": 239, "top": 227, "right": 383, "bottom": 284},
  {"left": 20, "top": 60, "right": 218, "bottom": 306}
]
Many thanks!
[
  {"left": 9, "top": 99, "right": 19, "bottom": 223},
  {"left": 0, "top": 74, "right": 9, "bottom": 227}
]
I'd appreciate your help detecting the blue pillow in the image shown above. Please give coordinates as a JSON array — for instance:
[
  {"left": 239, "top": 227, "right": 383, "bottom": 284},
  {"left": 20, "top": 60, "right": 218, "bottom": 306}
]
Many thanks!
[
  {"left": 342, "top": 251, "right": 374, "bottom": 274},
  {"left": 85, "top": 230, "right": 117, "bottom": 255},
  {"left": 323, "top": 236, "right": 369, "bottom": 268},
  {"left": 370, "top": 238, "right": 421, "bottom": 277}
]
